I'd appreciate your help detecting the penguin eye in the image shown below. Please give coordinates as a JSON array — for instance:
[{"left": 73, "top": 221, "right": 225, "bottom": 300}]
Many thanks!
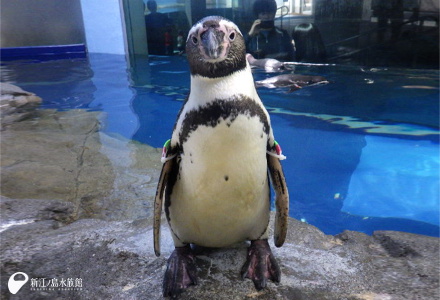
[
  {"left": 191, "top": 36, "right": 198, "bottom": 45},
  {"left": 229, "top": 31, "right": 236, "bottom": 41}
]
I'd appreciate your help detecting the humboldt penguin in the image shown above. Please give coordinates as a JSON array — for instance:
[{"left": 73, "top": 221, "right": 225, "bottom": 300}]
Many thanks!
[
  {"left": 154, "top": 16, "right": 289, "bottom": 298},
  {"left": 255, "top": 73, "right": 329, "bottom": 92},
  {"left": 246, "top": 53, "right": 285, "bottom": 72}
]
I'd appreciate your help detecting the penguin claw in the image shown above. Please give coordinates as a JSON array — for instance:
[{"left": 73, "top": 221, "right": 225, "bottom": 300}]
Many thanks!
[
  {"left": 241, "top": 239, "right": 281, "bottom": 290},
  {"left": 163, "top": 245, "right": 198, "bottom": 298}
]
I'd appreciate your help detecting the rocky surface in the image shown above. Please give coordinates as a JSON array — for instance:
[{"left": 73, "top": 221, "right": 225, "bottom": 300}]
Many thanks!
[
  {"left": 2, "top": 200, "right": 439, "bottom": 300},
  {"left": 1, "top": 85, "right": 439, "bottom": 299},
  {"left": 0, "top": 83, "right": 42, "bottom": 128},
  {"left": 1, "top": 108, "right": 162, "bottom": 222}
]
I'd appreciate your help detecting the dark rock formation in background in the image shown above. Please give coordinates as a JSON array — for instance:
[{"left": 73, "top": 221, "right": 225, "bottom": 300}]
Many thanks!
[{"left": 0, "top": 83, "right": 42, "bottom": 129}]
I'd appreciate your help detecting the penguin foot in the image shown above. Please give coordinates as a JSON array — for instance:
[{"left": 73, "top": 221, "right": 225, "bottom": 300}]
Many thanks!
[
  {"left": 288, "top": 84, "right": 302, "bottom": 93},
  {"left": 241, "top": 239, "right": 281, "bottom": 290},
  {"left": 163, "top": 245, "right": 198, "bottom": 298}
]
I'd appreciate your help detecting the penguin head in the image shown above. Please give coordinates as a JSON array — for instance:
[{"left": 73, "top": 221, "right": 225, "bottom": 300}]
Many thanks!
[{"left": 186, "top": 16, "right": 247, "bottom": 78}]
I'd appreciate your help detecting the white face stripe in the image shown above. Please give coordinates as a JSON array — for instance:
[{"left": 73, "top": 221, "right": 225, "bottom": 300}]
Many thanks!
[
  {"left": 187, "top": 23, "right": 202, "bottom": 42},
  {"left": 186, "top": 17, "right": 242, "bottom": 42},
  {"left": 219, "top": 19, "right": 242, "bottom": 35}
]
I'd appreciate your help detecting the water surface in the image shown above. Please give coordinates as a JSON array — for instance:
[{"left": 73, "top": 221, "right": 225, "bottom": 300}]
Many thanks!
[{"left": 1, "top": 53, "right": 438, "bottom": 236}]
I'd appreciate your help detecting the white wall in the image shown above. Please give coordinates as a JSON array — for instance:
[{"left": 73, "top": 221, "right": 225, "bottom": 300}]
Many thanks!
[{"left": 80, "top": 0, "right": 126, "bottom": 55}]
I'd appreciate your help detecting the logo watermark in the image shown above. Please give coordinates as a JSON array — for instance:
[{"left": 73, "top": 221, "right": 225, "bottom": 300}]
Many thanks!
[
  {"left": 8, "top": 272, "right": 83, "bottom": 294},
  {"left": 30, "top": 277, "right": 83, "bottom": 291},
  {"left": 8, "top": 272, "right": 29, "bottom": 294}
]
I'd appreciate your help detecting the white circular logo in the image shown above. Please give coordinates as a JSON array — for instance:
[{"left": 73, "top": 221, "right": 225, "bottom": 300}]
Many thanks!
[{"left": 8, "top": 272, "right": 29, "bottom": 294}]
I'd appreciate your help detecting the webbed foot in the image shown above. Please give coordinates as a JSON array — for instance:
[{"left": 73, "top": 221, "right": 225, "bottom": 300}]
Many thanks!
[
  {"left": 288, "top": 84, "right": 302, "bottom": 93},
  {"left": 241, "top": 239, "right": 281, "bottom": 290},
  {"left": 163, "top": 245, "right": 197, "bottom": 298}
]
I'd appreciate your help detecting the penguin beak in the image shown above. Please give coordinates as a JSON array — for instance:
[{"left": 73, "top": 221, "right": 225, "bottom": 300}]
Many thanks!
[
  {"left": 201, "top": 28, "right": 221, "bottom": 59},
  {"left": 199, "top": 25, "right": 228, "bottom": 61}
]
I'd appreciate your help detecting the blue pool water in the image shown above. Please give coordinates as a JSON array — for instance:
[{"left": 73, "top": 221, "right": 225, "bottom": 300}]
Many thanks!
[{"left": 1, "top": 53, "right": 439, "bottom": 237}]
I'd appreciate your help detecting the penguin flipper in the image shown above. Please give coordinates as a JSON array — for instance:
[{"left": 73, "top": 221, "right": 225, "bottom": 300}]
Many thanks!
[
  {"left": 267, "top": 154, "right": 289, "bottom": 247},
  {"left": 154, "top": 157, "right": 175, "bottom": 257}
]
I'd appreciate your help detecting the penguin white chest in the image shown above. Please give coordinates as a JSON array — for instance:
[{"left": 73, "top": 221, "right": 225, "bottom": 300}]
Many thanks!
[{"left": 169, "top": 113, "right": 270, "bottom": 247}]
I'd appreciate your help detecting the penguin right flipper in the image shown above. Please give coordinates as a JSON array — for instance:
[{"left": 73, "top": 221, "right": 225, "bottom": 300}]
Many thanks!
[
  {"left": 154, "top": 156, "right": 175, "bottom": 257},
  {"left": 267, "top": 154, "right": 289, "bottom": 247}
]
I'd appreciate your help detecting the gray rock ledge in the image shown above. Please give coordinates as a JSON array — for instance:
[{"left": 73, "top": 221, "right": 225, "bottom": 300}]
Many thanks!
[{"left": 1, "top": 203, "right": 438, "bottom": 300}]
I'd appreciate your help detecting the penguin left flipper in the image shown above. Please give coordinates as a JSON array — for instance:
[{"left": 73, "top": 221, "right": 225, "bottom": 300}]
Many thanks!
[
  {"left": 154, "top": 157, "right": 175, "bottom": 257},
  {"left": 267, "top": 154, "right": 289, "bottom": 247}
]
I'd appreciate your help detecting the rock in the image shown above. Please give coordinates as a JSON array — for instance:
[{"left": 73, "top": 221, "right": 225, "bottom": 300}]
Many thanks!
[
  {"left": 0, "top": 83, "right": 42, "bottom": 128},
  {"left": 1, "top": 83, "right": 35, "bottom": 96},
  {"left": 1, "top": 197, "right": 75, "bottom": 225},
  {"left": 1, "top": 211, "right": 438, "bottom": 300},
  {"left": 0, "top": 109, "right": 162, "bottom": 221}
]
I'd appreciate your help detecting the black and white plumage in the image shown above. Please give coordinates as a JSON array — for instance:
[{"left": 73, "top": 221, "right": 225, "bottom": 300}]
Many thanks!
[
  {"left": 255, "top": 73, "right": 329, "bottom": 92},
  {"left": 246, "top": 53, "right": 285, "bottom": 72},
  {"left": 154, "top": 16, "right": 289, "bottom": 298}
]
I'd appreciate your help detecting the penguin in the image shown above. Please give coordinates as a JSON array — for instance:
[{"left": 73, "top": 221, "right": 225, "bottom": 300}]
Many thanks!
[
  {"left": 246, "top": 53, "right": 285, "bottom": 72},
  {"left": 255, "top": 73, "right": 329, "bottom": 92},
  {"left": 154, "top": 16, "right": 289, "bottom": 298}
]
